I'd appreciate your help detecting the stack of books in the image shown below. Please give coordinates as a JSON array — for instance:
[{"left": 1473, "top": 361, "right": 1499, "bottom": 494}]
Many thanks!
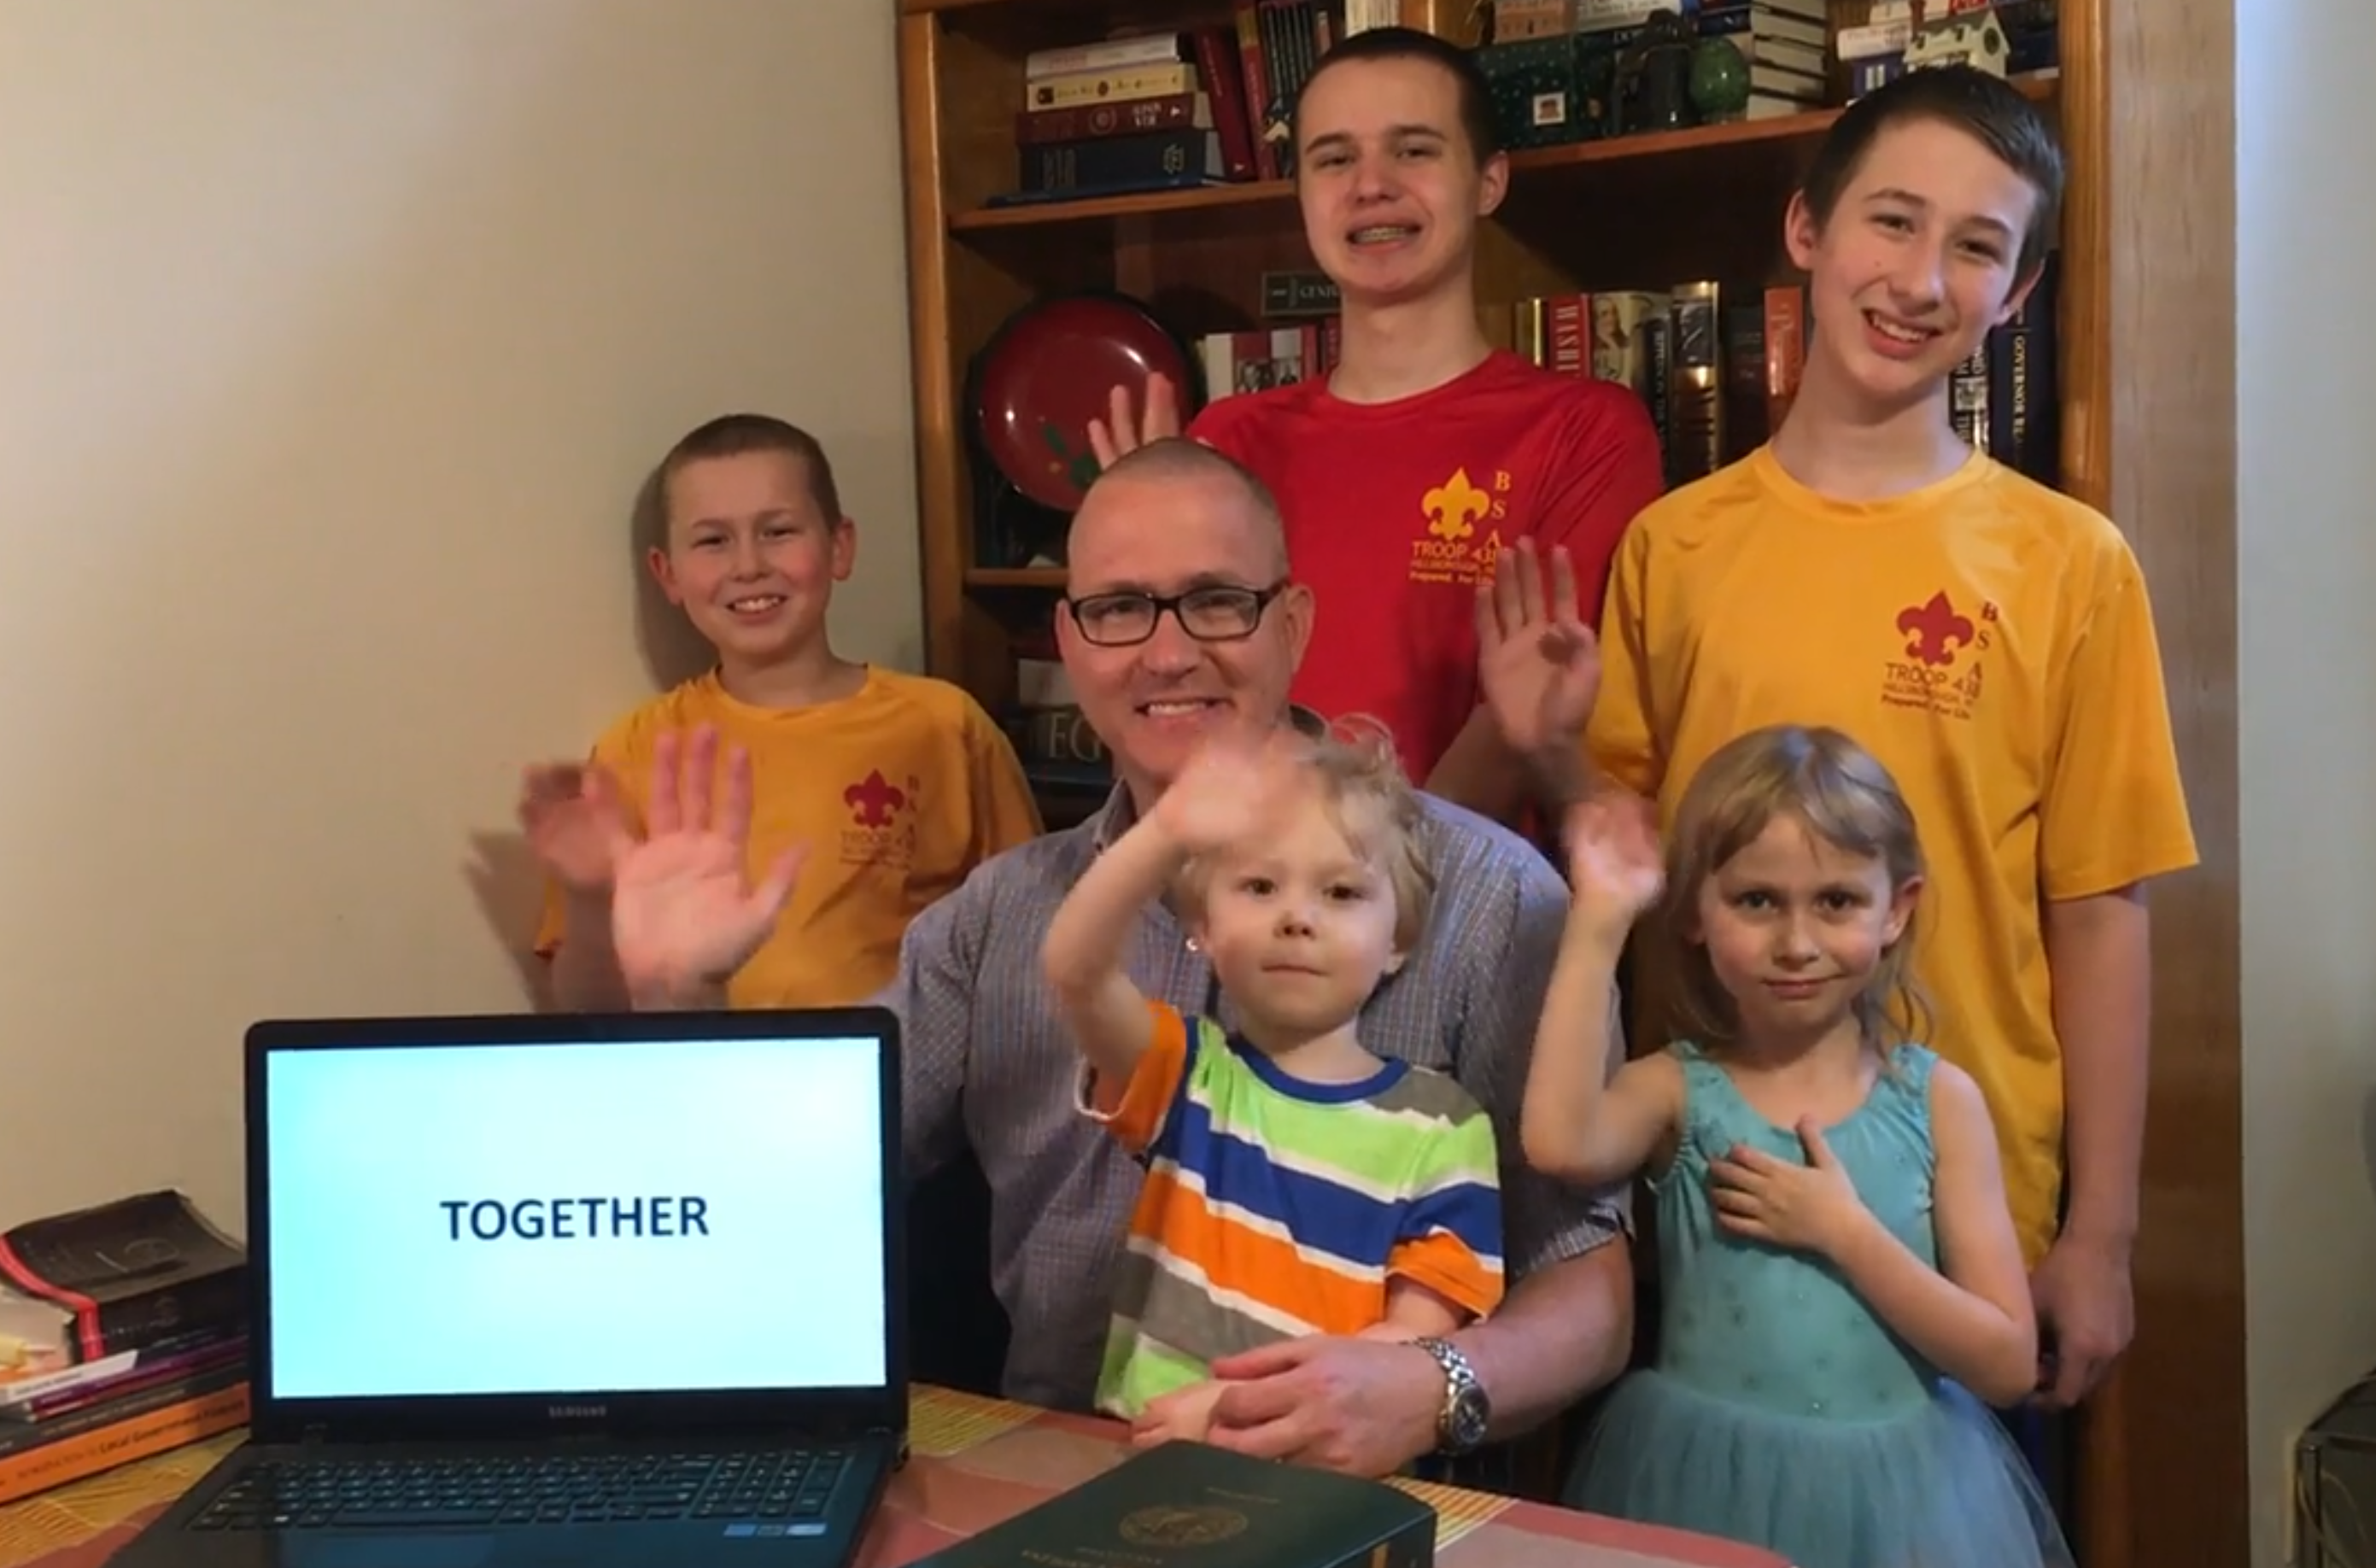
[
  {"left": 989, "top": 3, "right": 1402, "bottom": 206},
  {"left": 0, "top": 1190, "right": 252, "bottom": 1504}
]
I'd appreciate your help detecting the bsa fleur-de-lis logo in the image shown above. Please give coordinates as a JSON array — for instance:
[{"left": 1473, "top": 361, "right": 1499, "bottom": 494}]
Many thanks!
[
  {"left": 843, "top": 769, "right": 907, "bottom": 828},
  {"left": 1422, "top": 468, "right": 1491, "bottom": 541},
  {"left": 1895, "top": 590, "right": 1975, "bottom": 667}
]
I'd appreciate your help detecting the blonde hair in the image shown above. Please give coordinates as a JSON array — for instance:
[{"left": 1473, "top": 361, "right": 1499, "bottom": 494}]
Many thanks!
[
  {"left": 1174, "top": 716, "right": 1434, "bottom": 951},
  {"left": 1658, "top": 724, "right": 1932, "bottom": 1054}
]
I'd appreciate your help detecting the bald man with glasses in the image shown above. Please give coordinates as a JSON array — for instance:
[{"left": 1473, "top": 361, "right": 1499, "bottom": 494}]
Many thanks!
[{"left": 592, "top": 439, "right": 1632, "bottom": 1492}]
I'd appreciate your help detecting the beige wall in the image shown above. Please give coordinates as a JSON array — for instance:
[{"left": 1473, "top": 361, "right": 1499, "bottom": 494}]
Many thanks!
[
  {"left": 2237, "top": 3, "right": 2376, "bottom": 1564},
  {"left": 0, "top": 0, "right": 917, "bottom": 1230}
]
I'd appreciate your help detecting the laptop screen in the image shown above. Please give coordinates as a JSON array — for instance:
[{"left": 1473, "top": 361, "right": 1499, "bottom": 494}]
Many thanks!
[{"left": 257, "top": 1031, "right": 889, "bottom": 1402}]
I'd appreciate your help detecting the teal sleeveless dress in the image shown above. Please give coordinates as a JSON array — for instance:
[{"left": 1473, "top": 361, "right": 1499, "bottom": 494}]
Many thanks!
[{"left": 1564, "top": 1042, "right": 2074, "bottom": 1568}]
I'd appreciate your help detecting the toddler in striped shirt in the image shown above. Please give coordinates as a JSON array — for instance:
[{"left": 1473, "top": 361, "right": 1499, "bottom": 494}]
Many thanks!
[{"left": 1041, "top": 722, "right": 1507, "bottom": 1448}]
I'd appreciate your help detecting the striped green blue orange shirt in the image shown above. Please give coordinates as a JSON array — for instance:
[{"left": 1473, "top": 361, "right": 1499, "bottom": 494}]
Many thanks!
[{"left": 1086, "top": 1001, "right": 1505, "bottom": 1419}]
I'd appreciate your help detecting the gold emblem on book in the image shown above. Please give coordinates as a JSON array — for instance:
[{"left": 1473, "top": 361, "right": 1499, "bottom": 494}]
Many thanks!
[{"left": 1116, "top": 1504, "right": 1249, "bottom": 1547}]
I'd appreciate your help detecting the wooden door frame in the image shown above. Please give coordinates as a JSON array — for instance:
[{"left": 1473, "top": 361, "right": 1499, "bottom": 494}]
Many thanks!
[{"left": 2065, "top": 1, "right": 2248, "bottom": 1563}]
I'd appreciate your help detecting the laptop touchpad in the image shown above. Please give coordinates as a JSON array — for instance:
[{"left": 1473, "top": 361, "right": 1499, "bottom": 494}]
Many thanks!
[{"left": 288, "top": 1534, "right": 495, "bottom": 1568}]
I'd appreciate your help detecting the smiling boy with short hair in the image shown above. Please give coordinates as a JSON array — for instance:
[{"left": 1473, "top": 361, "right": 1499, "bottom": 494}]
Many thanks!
[{"left": 522, "top": 413, "right": 1040, "bottom": 1009}]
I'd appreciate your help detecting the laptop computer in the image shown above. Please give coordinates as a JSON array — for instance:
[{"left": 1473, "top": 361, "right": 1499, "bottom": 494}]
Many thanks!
[{"left": 108, "top": 1006, "right": 907, "bottom": 1568}]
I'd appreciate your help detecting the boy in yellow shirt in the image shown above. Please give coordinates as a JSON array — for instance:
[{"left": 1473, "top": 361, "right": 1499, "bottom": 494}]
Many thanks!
[
  {"left": 522, "top": 413, "right": 1041, "bottom": 1008},
  {"left": 1576, "top": 67, "right": 2196, "bottom": 1413}
]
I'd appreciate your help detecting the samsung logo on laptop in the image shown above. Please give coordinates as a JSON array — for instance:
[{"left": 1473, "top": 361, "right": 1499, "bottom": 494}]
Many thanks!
[{"left": 547, "top": 1404, "right": 609, "bottom": 1420}]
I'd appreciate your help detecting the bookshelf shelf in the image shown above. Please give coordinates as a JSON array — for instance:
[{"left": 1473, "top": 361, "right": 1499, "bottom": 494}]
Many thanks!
[
  {"left": 1508, "top": 64, "right": 2056, "bottom": 172},
  {"left": 950, "top": 178, "right": 1296, "bottom": 232},
  {"left": 949, "top": 68, "right": 2057, "bottom": 235},
  {"left": 963, "top": 567, "right": 1067, "bottom": 588},
  {"left": 902, "top": 0, "right": 1073, "bottom": 13}
]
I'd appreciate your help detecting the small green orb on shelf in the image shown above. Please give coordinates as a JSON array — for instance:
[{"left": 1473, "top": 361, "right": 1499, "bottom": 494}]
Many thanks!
[{"left": 1688, "top": 37, "right": 1752, "bottom": 124}]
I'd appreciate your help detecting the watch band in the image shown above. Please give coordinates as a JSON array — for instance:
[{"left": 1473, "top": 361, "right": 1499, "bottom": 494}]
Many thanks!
[{"left": 1411, "top": 1335, "right": 1489, "bottom": 1456}]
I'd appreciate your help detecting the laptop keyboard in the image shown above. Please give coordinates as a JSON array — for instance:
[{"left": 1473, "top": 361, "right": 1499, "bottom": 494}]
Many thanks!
[{"left": 188, "top": 1447, "right": 851, "bottom": 1531}]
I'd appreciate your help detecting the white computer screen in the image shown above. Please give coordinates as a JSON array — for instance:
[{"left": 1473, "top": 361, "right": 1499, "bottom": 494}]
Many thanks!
[{"left": 260, "top": 1033, "right": 889, "bottom": 1401}]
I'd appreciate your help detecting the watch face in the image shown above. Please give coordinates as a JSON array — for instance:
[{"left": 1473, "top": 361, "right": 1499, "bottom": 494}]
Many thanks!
[{"left": 1448, "top": 1386, "right": 1490, "bottom": 1450}]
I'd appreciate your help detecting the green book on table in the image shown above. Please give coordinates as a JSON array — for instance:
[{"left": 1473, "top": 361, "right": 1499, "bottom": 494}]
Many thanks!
[{"left": 909, "top": 1439, "right": 1437, "bottom": 1568}]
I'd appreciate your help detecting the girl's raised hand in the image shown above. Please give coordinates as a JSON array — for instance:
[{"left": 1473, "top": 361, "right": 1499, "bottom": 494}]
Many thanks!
[{"left": 1560, "top": 787, "right": 1665, "bottom": 925}]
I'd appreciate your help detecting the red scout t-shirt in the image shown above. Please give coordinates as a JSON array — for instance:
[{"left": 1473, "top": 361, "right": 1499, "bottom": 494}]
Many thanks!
[{"left": 1187, "top": 349, "right": 1665, "bottom": 787}]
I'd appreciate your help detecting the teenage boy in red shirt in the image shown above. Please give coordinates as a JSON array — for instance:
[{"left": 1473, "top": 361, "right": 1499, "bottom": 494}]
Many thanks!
[{"left": 1093, "top": 27, "right": 1664, "bottom": 825}]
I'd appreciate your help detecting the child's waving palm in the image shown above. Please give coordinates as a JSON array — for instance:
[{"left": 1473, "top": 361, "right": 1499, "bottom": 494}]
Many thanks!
[
  {"left": 1560, "top": 787, "right": 1666, "bottom": 930},
  {"left": 1151, "top": 729, "right": 1308, "bottom": 855}
]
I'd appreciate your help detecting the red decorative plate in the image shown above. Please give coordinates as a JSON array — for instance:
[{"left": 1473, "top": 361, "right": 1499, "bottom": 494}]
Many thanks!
[{"left": 971, "top": 293, "right": 1193, "bottom": 513}]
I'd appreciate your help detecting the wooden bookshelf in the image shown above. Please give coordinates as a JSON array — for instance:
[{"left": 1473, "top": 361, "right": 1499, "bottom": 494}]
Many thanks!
[{"left": 893, "top": 2, "right": 2243, "bottom": 1564}]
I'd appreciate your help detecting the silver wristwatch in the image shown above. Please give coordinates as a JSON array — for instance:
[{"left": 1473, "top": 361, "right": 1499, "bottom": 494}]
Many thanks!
[{"left": 1411, "top": 1336, "right": 1490, "bottom": 1456}]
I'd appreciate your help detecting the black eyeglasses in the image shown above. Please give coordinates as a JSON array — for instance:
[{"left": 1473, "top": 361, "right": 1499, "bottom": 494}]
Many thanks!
[{"left": 1061, "top": 581, "right": 1289, "bottom": 647}]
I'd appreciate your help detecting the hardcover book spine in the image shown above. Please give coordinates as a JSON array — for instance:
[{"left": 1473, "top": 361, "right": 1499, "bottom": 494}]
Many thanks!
[
  {"left": 1261, "top": 269, "right": 1340, "bottom": 318},
  {"left": 1989, "top": 256, "right": 2058, "bottom": 482},
  {"left": 1025, "top": 63, "right": 1198, "bottom": 111},
  {"left": 1952, "top": 341, "right": 1991, "bottom": 453},
  {"left": 1721, "top": 292, "right": 1769, "bottom": 457},
  {"left": 1191, "top": 26, "right": 1259, "bottom": 178},
  {"left": 1024, "top": 33, "right": 1189, "bottom": 81},
  {"left": 1762, "top": 283, "right": 1808, "bottom": 432},
  {"left": 1513, "top": 297, "right": 1547, "bottom": 366},
  {"left": 1255, "top": 0, "right": 1300, "bottom": 167},
  {"left": 1591, "top": 290, "right": 1671, "bottom": 459},
  {"left": 1232, "top": 3, "right": 1278, "bottom": 179},
  {"left": 1666, "top": 280, "right": 1724, "bottom": 484},
  {"left": 1547, "top": 293, "right": 1591, "bottom": 377},
  {"left": 1016, "top": 93, "right": 1210, "bottom": 146},
  {"left": 1017, "top": 130, "right": 1222, "bottom": 195}
]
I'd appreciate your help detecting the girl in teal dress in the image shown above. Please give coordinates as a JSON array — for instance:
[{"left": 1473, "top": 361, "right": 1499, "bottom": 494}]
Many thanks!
[{"left": 1523, "top": 724, "right": 2072, "bottom": 1568}]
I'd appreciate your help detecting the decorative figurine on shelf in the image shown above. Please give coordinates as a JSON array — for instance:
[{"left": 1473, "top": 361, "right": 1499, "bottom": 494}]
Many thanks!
[
  {"left": 1688, "top": 34, "right": 1752, "bottom": 122},
  {"left": 1905, "top": 6, "right": 2014, "bottom": 76},
  {"left": 1614, "top": 9, "right": 1697, "bottom": 133}
]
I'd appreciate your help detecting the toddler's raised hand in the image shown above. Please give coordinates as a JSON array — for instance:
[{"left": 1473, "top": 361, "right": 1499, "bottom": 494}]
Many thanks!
[
  {"left": 1560, "top": 787, "right": 1665, "bottom": 925},
  {"left": 1150, "top": 728, "right": 1306, "bottom": 856}
]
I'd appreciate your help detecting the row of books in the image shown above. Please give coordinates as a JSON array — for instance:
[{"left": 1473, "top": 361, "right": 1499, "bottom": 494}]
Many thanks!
[
  {"left": 1132, "top": 260, "right": 2058, "bottom": 513},
  {"left": 1504, "top": 266, "right": 2057, "bottom": 488},
  {"left": 0, "top": 1190, "right": 250, "bottom": 1505},
  {"left": 992, "top": 0, "right": 2064, "bottom": 206},
  {"left": 994, "top": 0, "right": 1836, "bottom": 202}
]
